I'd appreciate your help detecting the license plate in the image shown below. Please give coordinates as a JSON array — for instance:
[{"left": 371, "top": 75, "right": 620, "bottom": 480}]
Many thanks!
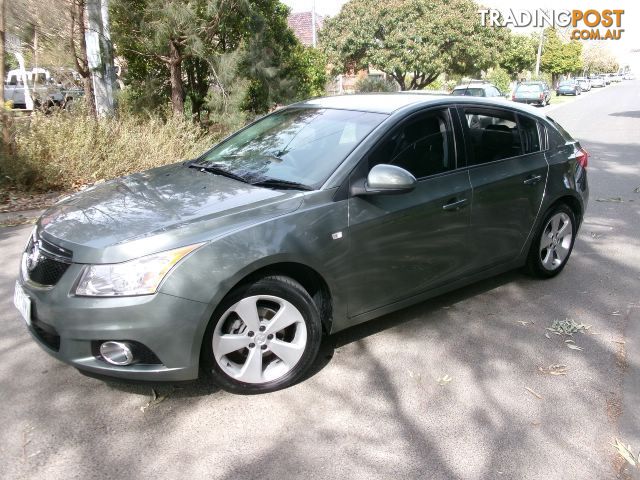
[{"left": 13, "top": 282, "right": 32, "bottom": 326}]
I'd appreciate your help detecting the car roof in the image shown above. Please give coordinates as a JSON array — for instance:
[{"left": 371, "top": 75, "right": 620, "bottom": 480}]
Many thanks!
[
  {"left": 295, "top": 94, "right": 449, "bottom": 114},
  {"left": 292, "top": 93, "right": 546, "bottom": 118},
  {"left": 452, "top": 85, "right": 492, "bottom": 90}
]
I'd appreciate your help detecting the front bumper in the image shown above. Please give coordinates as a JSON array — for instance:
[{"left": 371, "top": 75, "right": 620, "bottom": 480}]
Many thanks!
[{"left": 19, "top": 269, "right": 211, "bottom": 381}]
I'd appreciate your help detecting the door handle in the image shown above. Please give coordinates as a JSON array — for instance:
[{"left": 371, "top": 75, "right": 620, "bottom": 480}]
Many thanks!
[
  {"left": 442, "top": 198, "right": 468, "bottom": 211},
  {"left": 523, "top": 174, "right": 542, "bottom": 185}
]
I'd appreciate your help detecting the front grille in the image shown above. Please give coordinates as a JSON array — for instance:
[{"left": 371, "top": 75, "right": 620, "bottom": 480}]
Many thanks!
[
  {"left": 27, "top": 256, "right": 70, "bottom": 285},
  {"left": 23, "top": 232, "right": 72, "bottom": 287}
]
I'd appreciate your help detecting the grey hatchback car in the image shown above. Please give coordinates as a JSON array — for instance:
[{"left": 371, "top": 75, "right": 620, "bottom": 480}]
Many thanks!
[{"left": 14, "top": 94, "right": 589, "bottom": 393}]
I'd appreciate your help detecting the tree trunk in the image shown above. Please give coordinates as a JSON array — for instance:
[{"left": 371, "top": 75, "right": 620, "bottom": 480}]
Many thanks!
[
  {"left": 1, "top": 0, "right": 8, "bottom": 158},
  {"left": 71, "top": 0, "right": 96, "bottom": 117},
  {"left": 169, "top": 39, "right": 184, "bottom": 118},
  {"left": 392, "top": 70, "right": 406, "bottom": 91},
  {"left": 0, "top": 0, "right": 5, "bottom": 105}
]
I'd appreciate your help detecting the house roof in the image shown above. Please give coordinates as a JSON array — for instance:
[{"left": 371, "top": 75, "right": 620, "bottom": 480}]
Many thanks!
[{"left": 287, "top": 11, "right": 324, "bottom": 46}]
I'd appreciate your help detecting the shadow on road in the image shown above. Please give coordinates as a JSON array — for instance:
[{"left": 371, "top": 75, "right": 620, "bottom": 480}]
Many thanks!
[
  {"left": 609, "top": 110, "right": 640, "bottom": 118},
  {"left": 1, "top": 131, "right": 639, "bottom": 478}
]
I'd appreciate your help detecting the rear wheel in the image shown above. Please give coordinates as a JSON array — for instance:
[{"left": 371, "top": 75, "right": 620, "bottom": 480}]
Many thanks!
[
  {"left": 203, "top": 275, "right": 323, "bottom": 394},
  {"left": 526, "top": 204, "right": 577, "bottom": 278}
]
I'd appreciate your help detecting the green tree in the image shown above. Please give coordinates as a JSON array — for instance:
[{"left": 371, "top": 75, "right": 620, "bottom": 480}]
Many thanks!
[
  {"left": 111, "top": 0, "right": 325, "bottom": 120},
  {"left": 582, "top": 44, "right": 619, "bottom": 74},
  {"left": 499, "top": 33, "right": 536, "bottom": 79},
  {"left": 540, "top": 28, "right": 582, "bottom": 85},
  {"left": 355, "top": 76, "right": 397, "bottom": 92},
  {"left": 320, "top": 0, "right": 507, "bottom": 90}
]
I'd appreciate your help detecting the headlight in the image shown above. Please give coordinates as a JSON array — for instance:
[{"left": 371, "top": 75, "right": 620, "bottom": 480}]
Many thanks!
[{"left": 75, "top": 243, "right": 203, "bottom": 297}]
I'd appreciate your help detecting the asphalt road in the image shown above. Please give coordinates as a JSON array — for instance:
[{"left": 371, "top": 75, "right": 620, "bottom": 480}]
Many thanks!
[{"left": 1, "top": 81, "right": 639, "bottom": 480}]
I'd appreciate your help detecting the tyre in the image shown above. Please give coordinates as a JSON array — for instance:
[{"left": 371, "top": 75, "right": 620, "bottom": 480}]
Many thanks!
[
  {"left": 203, "top": 275, "right": 323, "bottom": 394},
  {"left": 526, "top": 204, "right": 577, "bottom": 278}
]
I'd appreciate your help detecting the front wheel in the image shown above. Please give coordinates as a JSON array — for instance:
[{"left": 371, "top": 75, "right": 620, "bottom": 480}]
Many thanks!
[
  {"left": 203, "top": 275, "right": 323, "bottom": 394},
  {"left": 526, "top": 205, "right": 577, "bottom": 278}
]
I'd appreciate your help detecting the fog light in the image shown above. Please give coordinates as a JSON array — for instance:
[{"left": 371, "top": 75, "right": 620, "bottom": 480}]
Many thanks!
[{"left": 99, "top": 341, "right": 135, "bottom": 366}]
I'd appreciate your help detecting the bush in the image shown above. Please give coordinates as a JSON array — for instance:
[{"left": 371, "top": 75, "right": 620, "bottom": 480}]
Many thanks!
[
  {"left": 1, "top": 109, "right": 225, "bottom": 192},
  {"left": 485, "top": 67, "right": 511, "bottom": 93},
  {"left": 355, "top": 76, "right": 398, "bottom": 93}
]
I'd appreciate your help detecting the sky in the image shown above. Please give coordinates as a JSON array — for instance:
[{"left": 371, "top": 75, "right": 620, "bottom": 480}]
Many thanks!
[{"left": 281, "top": 0, "right": 640, "bottom": 70}]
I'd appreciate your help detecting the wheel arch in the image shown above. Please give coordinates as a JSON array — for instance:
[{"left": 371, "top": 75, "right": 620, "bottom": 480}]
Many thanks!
[
  {"left": 548, "top": 194, "right": 584, "bottom": 227},
  {"left": 221, "top": 261, "right": 334, "bottom": 335}
]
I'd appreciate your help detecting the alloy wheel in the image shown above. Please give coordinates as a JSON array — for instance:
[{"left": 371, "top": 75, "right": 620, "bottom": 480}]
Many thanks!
[
  {"left": 539, "top": 212, "right": 573, "bottom": 271},
  {"left": 212, "top": 295, "right": 307, "bottom": 384}
]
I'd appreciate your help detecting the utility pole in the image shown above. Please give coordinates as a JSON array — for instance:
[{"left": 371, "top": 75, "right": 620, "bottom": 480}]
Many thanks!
[
  {"left": 0, "top": 0, "right": 5, "bottom": 104},
  {"left": 534, "top": 27, "right": 544, "bottom": 78},
  {"left": 86, "top": 0, "right": 115, "bottom": 115},
  {"left": 311, "top": 0, "right": 316, "bottom": 48}
]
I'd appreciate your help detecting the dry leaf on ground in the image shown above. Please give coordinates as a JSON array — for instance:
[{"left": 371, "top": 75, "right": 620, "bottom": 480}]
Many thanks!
[
  {"left": 140, "top": 388, "right": 169, "bottom": 412},
  {"left": 525, "top": 386, "right": 543, "bottom": 399},
  {"left": 539, "top": 364, "right": 568, "bottom": 375},
  {"left": 612, "top": 439, "right": 638, "bottom": 467}
]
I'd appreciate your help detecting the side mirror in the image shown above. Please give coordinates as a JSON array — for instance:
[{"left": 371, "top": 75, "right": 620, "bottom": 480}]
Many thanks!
[{"left": 352, "top": 164, "right": 417, "bottom": 196}]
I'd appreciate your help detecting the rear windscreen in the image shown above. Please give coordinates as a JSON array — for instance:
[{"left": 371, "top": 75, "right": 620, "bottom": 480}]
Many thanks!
[
  {"left": 517, "top": 85, "right": 541, "bottom": 93},
  {"left": 452, "top": 88, "right": 485, "bottom": 97}
]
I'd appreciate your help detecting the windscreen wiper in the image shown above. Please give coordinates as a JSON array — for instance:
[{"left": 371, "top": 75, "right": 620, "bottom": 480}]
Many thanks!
[
  {"left": 251, "top": 178, "right": 313, "bottom": 191},
  {"left": 188, "top": 163, "right": 249, "bottom": 184}
]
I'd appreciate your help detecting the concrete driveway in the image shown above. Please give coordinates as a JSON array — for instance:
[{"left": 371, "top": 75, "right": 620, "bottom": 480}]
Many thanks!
[{"left": 1, "top": 81, "right": 639, "bottom": 480}]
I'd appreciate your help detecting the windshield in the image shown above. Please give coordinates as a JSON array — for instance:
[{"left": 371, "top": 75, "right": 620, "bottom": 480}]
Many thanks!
[
  {"left": 517, "top": 84, "right": 542, "bottom": 93},
  {"left": 559, "top": 81, "right": 574, "bottom": 86},
  {"left": 452, "top": 88, "right": 485, "bottom": 96},
  {"left": 197, "top": 108, "right": 386, "bottom": 188}
]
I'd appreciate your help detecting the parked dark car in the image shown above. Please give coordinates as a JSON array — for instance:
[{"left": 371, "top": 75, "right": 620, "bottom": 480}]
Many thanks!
[
  {"left": 512, "top": 82, "right": 551, "bottom": 106},
  {"left": 557, "top": 80, "right": 582, "bottom": 96},
  {"left": 451, "top": 81, "right": 504, "bottom": 98},
  {"left": 14, "top": 94, "right": 588, "bottom": 394}
]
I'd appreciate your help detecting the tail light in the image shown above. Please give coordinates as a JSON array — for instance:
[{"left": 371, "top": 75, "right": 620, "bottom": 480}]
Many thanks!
[
  {"left": 539, "top": 93, "right": 544, "bottom": 100},
  {"left": 512, "top": 94, "right": 516, "bottom": 100},
  {"left": 576, "top": 147, "right": 589, "bottom": 168}
]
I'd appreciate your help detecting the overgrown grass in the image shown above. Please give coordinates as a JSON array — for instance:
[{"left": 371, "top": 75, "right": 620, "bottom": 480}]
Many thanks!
[{"left": 1, "top": 109, "right": 227, "bottom": 192}]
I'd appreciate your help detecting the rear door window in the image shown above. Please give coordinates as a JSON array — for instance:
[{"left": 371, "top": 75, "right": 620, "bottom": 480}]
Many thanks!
[
  {"left": 518, "top": 115, "right": 541, "bottom": 154},
  {"left": 461, "top": 108, "right": 523, "bottom": 165}
]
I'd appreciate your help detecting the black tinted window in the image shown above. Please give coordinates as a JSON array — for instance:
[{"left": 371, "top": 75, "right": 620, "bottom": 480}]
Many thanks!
[
  {"left": 370, "top": 110, "right": 454, "bottom": 178},
  {"left": 518, "top": 115, "right": 541, "bottom": 153},
  {"left": 463, "top": 108, "right": 522, "bottom": 164}
]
